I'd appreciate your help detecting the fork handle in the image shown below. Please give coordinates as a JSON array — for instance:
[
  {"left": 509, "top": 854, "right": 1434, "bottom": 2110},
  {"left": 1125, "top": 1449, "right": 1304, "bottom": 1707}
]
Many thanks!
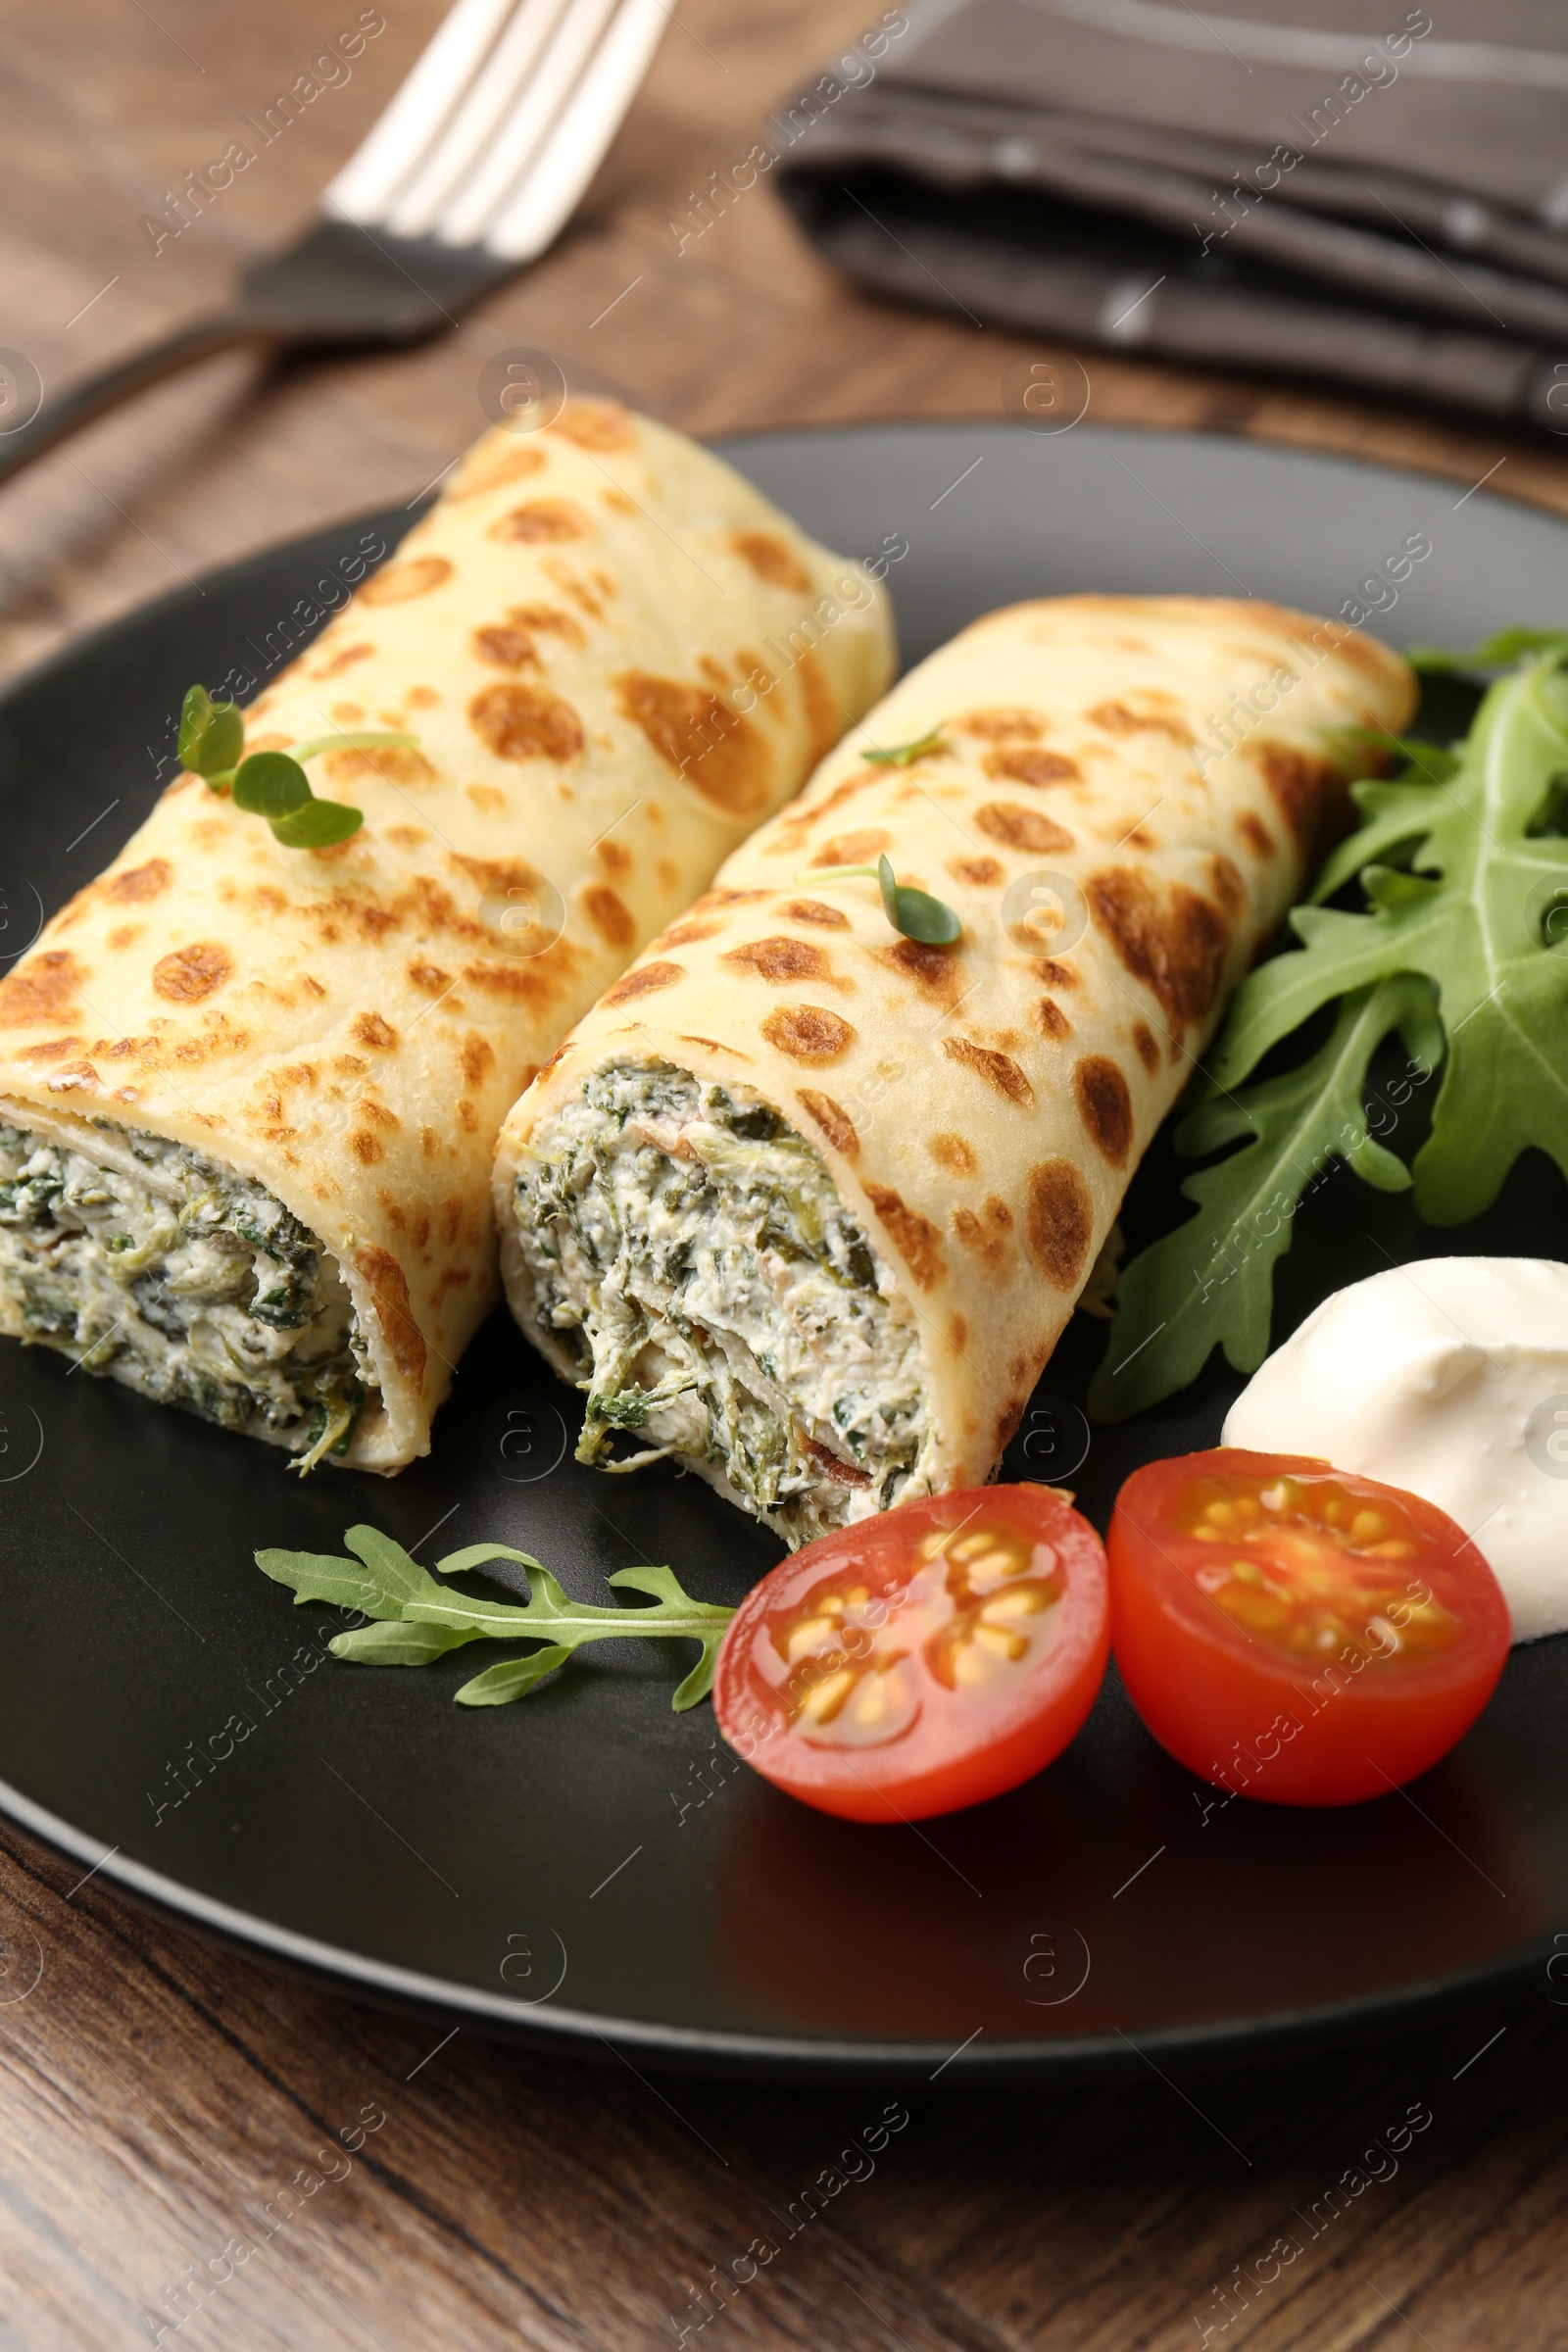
[{"left": 0, "top": 315, "right": 276, "bottom": 490}]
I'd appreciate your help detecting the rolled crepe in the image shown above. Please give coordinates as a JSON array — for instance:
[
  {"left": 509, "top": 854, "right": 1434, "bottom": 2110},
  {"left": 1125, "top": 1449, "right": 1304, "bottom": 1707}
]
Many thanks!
[
  {"left": 0, "top": 400, "right": 894, "bottom": 1471},
  {"left": 497, "top": 594, "right": 1414, "bottom": 1544}
]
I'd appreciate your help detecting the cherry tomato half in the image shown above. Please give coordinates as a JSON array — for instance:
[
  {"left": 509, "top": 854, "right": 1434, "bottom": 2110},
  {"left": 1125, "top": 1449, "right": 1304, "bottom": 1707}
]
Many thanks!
[
  {"left": 1108, "top": 1449, "right": 1510, "bottom": 1807},
  {"left": 713, "top": 1486, "right": 1109, "bottom": 1822}
]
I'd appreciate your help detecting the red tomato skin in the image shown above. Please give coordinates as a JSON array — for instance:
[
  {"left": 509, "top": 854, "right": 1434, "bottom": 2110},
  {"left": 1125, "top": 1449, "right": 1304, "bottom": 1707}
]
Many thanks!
[
  {"left": 1109, "top": 1451, "right": 1511, "bottom": 1808},
  {"left": 714, "top": 1487, "right": 1110, "bottom": 1824}
]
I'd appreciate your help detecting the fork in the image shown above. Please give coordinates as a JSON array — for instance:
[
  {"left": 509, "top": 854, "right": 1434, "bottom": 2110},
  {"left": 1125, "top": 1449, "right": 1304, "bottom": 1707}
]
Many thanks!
[{"left": 0, "top": 0, "right": 668, "bottom": 487}]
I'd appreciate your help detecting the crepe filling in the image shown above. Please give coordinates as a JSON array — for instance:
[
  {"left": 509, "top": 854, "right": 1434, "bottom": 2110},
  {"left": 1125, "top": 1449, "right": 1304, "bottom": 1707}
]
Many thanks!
[
  {"left": 514, "top": 1059, "right": 936, "bottom": 1544},
  {"left": 0, "top": 1119, "right": 372, "bottom": 1468}
]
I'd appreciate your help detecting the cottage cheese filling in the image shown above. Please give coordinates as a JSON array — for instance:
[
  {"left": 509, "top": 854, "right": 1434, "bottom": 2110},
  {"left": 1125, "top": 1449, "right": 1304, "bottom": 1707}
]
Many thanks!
[
  {"left": 514, "top": 1059, "right": 935, "bottom": 1544},
  {"left": 0, "top": 1117, "right": 373, "bottom": 1468}
]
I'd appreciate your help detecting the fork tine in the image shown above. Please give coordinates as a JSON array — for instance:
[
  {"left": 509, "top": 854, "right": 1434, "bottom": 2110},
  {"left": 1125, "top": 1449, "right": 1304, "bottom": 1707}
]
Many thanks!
[
  {"left": 388, "top": 0, "right": 574, "bottom": 240},
  {"left": 480, "top": 0, "right": 669, "bottom": 261},
  {"left": 432, "top": 0, "right": 622, "bottom": 251},
  {"left": 323, "top": 0, "right": 518, "bottom": 225}
]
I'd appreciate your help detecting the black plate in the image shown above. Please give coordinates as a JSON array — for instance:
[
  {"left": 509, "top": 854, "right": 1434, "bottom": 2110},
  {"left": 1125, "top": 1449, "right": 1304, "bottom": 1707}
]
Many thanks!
[{"left": 3, "top": 422, "right": 1566, "bottom": 2083}]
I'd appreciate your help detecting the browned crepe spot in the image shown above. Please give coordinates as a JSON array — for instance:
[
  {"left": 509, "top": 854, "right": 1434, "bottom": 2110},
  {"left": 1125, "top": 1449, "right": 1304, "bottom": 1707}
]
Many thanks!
[
  {"left": 928, "top": 1131, "right": 976, "bottom": 1174},
  {"left": 584, "top": 886, "right": 635, "bottom": 949},
  {"left": 983, "top": 748, "right": 1080, "bottom": 787},
  {"left": 882, "top": 937, "right": 960, "bottom": 1000},
  {"left": 1208, "top": 856, "right": 1248, "bottom": 918},
  {"left": 468, "top": 682, "right": 584, "bottom": 763},
  {"left": 796, "top": 1090, "right": 858, "bottom": 1156},
  {"left": 953, "top": 1197, "right": 1013, "bottom": 1267},
  {"left": 510, "top": 601, "right": 584, "bottom": 645},
  {"left": 360, "top": 557, "right": 452, "bottom": 605},
  {"left": 352, "top": 1012, "right": 398, "bottom": 1051},
  {"left": 604, "top": 961, "right": 684, "bottom": 1005},
  {"left": 955, "top": 708, "right": 1047, "bottom": 741},
  {"left": 461, "top": 1037, "right": 495, "bottom": 1086},
  {"left": 1035, "top": 956, "right": 1078, "bottom": 989},
  {"left": 354, "top": 1245, "right": 426, "bottom": 1384},
  {"left": 950, "top": 856, "right": 1003, "bottom": 887},
  {"left": 152, "top": 943, "right": 230, "bottom": 1004},
  {"left": 18, "top": 1035, "right": 83, "bottom": 1062},
  {"left": 975, "top": 802, "right": 1074, "bottom": 855},
  {"left": 550, "top": 397, "right": 636, "bottom": 451},
  {"left": 997, "top": 1396, "right": 1029, "bottom": 1450},
  {"left": 1132, "top": 1021, "right": 1160, "bottom": 1073},
  {"left": 1075, "top": 1054, "right": 1133, "bottom": 1168},
  {"left": 810, "top": 829, "right": 890, "bottom": 867},
  {"left": 1087, "top": 868, "right": 1230, "bottom": 1029},
  {"left": 864, "top": 1183, "right": 944, "bottom": 1289},
  {"left": 311, "top": 641, "right": 374, "bottom": 678},
  {"left": 1087, "top": 693, "right": 1192, "bottom": 742},
  {"left": 761, "top": 1005, "right": 855, "bottom": 1063},
  {"left": 107, "top": 859, "right": 171, "bottom": 903},
  {"left": 613, "top": 672, "right": 770, "bottom": 814},
  {"left": 952, "top": 1313, "right": 969, "bottom": 1350},
  {"left": 408, "top": 961, "right": 451, "bottom": 993},
  {"left": 798, "top": 651, "right": 844, "bottom": 765},
  {"left": 942, "top": 1036, "right": 1034, "bottom": 1107},
  {"left": 0, "top": 953, "right": 85, "bottom": 1027},
  {"left": 471, "top": 623, "right": 539, "bottom": 670},
  {"left": 1026, "top": 1159, "right": 1093, "bottom": 1290},
  {"left": 725, "top": 937, "right": 836, "bottom": 984},
  {"left": 351, "top": 1130, "right": 383, "bottom": 1163},
  {"left": 1035, "top": 1000, "right": 1070, "bottom": 1043},
  {"left": 450, "top": 441, "right": 545, "bottom": 500},
  {"left": 602, "top": 491, "right": 637, "bottom": 516},
  {"left": 489, "top": 500, "right": 592, "bottom": 544},
  {"left": 1237, "top": 810, "right": 1275, "bottom": 858},
  {"left": 47, "top": 1060, "right": 99, "bottom": 1092},
  {"left": 657, "top": 921, "right": 717, "bottom": 949},
  {"left": 730, "top": 530, "right": 810, "bottom": 592},
  {"left": 1250, "top": 743, "right": 1348, "bottom": 858},
  {"left": 108, "top": 928, "right": 137, "bottom": 951},
  {"left": 783, "top": 899, "right": 849, "bottom": 929},
  {"left": 323, "top": 745, "right": 436, "bottom": 787}
]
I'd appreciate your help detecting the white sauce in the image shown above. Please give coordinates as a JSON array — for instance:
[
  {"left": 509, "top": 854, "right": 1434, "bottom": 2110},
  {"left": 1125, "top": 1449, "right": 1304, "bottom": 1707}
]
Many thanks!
[{"left": 1223, "top": 1257, "right": 1568, "bottom": 1643}]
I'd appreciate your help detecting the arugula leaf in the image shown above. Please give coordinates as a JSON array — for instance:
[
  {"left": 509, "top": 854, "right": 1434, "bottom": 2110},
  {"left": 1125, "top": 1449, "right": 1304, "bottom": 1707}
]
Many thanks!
[
  {"left": 1089, "top": 980, "right": 1441, "bottom": 1421},
  {"left": 254, "top": 1528, "right": 734, "bottom": 1713},
  {"left": 1408, "top": 628, "right": 1568, "bottom": 672},
  {"left": 1208, "top": 653, "right": 1568, "bottom": 1223}
]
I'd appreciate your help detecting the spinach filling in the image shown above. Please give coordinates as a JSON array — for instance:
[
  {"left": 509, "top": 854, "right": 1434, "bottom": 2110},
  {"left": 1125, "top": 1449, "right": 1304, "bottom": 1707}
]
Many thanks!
[
  {"left": 514, "top": 1060, "right": 932, "bottom": 1544},
  {"left": 0, "top": 1119, "right": 372, "bottom": 1468}
]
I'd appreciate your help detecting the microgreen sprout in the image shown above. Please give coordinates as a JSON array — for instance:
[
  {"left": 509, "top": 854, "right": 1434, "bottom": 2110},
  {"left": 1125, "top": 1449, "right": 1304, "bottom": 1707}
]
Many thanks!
[{"left": 177, "top": 683, "right": 419, "bottom": 850}]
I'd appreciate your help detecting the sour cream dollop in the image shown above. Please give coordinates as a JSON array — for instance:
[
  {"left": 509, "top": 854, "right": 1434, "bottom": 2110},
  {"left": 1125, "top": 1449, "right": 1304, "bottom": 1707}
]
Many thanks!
[{"left": 1223, "top": 1258, "right": 1568, "bottom": 1644}]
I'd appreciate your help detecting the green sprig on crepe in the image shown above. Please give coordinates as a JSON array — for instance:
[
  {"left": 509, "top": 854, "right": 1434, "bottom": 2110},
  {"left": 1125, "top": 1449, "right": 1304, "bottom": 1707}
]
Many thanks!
[
  {"left": 861, "top": 724, "right": 949, "bottom": 768},
  {"left": 255, "top": 1523, "right": 735, "bottom": 1711},
  {"left": 1091, "top": 634, "right": 1568, "bottom": 1421},
  {"left": 808, "top": 853, "right": 962, "bottom": 946},
  {"left": 178, "top": 684, "right": 418, "bottom": 850}
]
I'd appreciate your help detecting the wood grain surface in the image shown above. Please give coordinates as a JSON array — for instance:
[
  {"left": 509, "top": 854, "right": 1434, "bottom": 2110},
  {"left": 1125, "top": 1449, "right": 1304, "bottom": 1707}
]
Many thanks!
[{"left": 3, "top": 2, "right": 1568, "bottom": 2345}]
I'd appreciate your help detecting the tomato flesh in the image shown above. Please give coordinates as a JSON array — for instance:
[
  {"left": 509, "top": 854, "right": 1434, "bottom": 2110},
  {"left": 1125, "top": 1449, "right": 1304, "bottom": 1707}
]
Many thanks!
[
  {"left": 1109, "top": 1449, "right": 1510, "bottom": 1806},
  {"left": 713, "top": 1486, "right": 1109, "bottom": 1822}
]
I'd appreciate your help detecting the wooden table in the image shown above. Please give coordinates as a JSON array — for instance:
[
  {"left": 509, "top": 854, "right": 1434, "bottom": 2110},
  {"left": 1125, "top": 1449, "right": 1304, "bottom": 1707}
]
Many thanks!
[{"left": 4, "top": 3, "right": 1568, "bottom": 2343}]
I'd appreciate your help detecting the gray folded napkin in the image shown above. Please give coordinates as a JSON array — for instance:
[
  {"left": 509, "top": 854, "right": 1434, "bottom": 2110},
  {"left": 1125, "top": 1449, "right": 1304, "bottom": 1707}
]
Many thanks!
[{"left": 770, "top": 0, "right": 1568, "bottom": 427}]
